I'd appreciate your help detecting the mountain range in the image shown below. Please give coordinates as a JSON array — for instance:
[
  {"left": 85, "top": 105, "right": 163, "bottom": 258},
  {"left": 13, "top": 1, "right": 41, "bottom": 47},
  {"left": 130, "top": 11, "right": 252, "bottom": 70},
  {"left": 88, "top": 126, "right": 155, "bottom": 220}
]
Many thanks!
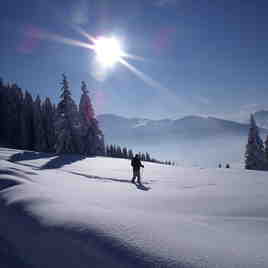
[
  {"left": 97, "top": 113, "right": 268, "bottom": 167},
  {"left": 97, "top": 113, "right": 268, "bottom": 144}
]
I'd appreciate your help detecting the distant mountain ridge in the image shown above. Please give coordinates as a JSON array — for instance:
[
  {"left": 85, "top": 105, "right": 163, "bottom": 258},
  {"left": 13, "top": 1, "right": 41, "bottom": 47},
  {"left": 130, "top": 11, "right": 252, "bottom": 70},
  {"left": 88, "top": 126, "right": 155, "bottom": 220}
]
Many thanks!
[
  {"left": 97, "top": 113, "right": 268, "bottom": 166},
  {"left": 97, "top": 113, "right": 268, "bottom": 145}
]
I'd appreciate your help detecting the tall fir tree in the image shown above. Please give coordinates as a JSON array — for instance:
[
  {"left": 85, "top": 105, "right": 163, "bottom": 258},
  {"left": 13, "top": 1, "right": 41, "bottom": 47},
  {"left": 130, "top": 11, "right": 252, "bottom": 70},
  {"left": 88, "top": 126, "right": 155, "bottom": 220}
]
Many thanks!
[
  {"left": 8, "top": 84, "right": 24, "bottom": 148},
  {"left": 33, "top": 96, "right": 47, "bottom": 152},
  {"left": 21, "top": 91, "right": 35, "bottom": 150},
  {"left": 245, "top": 114, "right": 265, "bottom": 170},
  {"left": 55, "top": 74, "right": 81, "bottom": 154},
  {"left": 19, "top": 96, "right": 28, "bottom": 150},
  {"left": 79, "top": 81, "right": 104, "bottom": 156},
  {"left": 42, "top": 97, "right": 56, "bottom": 152}
]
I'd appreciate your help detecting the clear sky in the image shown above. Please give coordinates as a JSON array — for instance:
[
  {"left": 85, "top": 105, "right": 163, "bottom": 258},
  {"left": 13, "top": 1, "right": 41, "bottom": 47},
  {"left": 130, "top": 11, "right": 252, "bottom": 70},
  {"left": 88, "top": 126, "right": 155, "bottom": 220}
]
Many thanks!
[{"left": 1, "top": 0, "right": 268, "bottom": 121}]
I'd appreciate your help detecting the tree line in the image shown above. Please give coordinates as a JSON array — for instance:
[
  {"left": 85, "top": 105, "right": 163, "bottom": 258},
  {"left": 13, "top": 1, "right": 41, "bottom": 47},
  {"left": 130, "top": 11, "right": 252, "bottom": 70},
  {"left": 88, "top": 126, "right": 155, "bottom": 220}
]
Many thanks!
[
  {"left": 0, "top": 75, "right": 173, "bottom": 165},
  {"left": 0, "top": 75, "right": 103, "bottom": 156},
  {"left": 105, "top": 144, "right": 175, "bottom": 165}
]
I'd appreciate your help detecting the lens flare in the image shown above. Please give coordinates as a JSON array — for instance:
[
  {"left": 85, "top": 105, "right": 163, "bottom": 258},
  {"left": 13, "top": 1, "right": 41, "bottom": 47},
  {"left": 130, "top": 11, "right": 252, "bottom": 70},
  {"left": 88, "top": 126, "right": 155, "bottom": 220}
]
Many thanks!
[
  {"left": 93, "top": 37, "right": 123, "bottom": 67},
  {"left": 38, "top": 27, "right": 171, "bottom": 92}
]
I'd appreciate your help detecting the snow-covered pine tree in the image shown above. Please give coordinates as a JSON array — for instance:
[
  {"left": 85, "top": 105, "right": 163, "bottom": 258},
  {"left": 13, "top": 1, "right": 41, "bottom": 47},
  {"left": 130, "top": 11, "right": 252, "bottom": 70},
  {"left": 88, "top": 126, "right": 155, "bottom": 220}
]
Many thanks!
[
  {"left": 42, "top": 97, "right": 56, "bottom": 152},
  {"left": 79, "top": 81, "right": 104, "bottom": 156},
  {"left": 245, "top": 114, "right": 265, "bottom": 170},
  {"left": 55, "top": 74, "right": 81, "bottom": 154}
]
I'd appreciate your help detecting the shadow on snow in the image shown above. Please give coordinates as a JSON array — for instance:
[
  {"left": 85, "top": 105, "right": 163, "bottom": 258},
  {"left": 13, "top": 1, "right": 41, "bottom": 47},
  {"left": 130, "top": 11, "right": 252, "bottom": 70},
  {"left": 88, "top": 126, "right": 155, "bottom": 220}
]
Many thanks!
[
  {"left": 8, "top": 152, "right": 151, "bottom": 190},
  {"left": 9, "top": 151, "right": 54, "bottom": 163},
  {"left": 40, "top": 154, "right": 87, "bottom": 169},
  {"left": 8, "top": 151, "right": 87, "bottom": 170},
  {"left": 134, "top": 182, "right": 151, "bottom": 191},
  {"left": 70, "top": 171, "right": 151, "bottom": 191}
]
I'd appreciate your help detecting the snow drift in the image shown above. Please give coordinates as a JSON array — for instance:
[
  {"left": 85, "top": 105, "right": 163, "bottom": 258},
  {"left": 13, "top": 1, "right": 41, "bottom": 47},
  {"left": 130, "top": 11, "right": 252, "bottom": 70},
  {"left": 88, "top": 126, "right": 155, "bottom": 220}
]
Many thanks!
[{"left": 0, "top": 147, "right": 268, "bottom": 267}]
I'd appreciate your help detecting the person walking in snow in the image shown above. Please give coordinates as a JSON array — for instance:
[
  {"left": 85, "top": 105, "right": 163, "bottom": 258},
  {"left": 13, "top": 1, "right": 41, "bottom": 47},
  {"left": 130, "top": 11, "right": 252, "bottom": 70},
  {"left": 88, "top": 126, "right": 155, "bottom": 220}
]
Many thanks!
[{"left": 131, "top": 154, "right": 144, "bottom": 184}]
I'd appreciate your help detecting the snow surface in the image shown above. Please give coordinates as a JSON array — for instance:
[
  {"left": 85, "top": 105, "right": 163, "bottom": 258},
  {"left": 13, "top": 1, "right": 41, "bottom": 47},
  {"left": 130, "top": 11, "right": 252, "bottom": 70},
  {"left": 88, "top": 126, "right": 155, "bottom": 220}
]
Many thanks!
[{"left": 1, "top": 147, "right": 268, "bottom": 267}]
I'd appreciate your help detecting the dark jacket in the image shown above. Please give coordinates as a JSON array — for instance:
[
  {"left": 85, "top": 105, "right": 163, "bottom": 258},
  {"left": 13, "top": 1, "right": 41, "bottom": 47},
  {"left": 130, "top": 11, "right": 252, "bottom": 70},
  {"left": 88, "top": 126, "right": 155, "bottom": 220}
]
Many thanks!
[{"left": 131, "top": 157, "right": 144, "bottom": 171}]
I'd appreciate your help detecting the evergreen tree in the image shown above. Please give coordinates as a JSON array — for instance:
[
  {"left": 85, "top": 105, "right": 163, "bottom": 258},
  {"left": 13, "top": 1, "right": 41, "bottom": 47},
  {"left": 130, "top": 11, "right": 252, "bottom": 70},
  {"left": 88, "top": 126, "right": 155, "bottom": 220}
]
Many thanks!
[
  {"left": 16, "top": 87, "right": 25, "bottom": 149},
  {"left": 55, "top": 74, "right": 81, "bottom": 154},
  {"left": 110, "top": 145, "right": 114, "bottom": 157},
  {"left": 21, "top": 91, "right": 35, "bottom": 149},
  {"left": 6, "top": 84, "right": 24, "bottom": 148},
  {"left": 116, "top": 145, "right": 122, "bottom": 158},
  {"left": 105, "top": 145, "right": 110, "bottom": 156},
  {"left": 122, "top": 147, "right": 128, "bottom": 158},
  {"left": 128, "top": 149, "right": 134, "bottom": 159},
  {"left": 33, "top": 96, "right": 47, "bottom": 152},
  {"left": 79, "top": 81, "right": 104, "bottom": 156},
  {"left": 245, "top": 114, "right": 265, "bottom": 170},
  {"left": 141, "top": 153, "right": 145, "bottom": 161},
  {"left": 3, "top": 84, "right": 13, "bottom": 145},
  {"left": 19, "top": 95, "right": 28, "bottom": 149},
  {"left": 42, "top": 97, "right": 56, "bottom": 152}
]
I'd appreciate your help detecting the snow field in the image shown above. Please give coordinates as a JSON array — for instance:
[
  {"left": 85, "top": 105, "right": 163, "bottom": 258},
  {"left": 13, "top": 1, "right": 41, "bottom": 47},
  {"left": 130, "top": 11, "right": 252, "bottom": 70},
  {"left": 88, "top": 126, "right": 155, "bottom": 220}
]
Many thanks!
[{"left": 0, "top": 147, "right": 268, "bottom": 267}]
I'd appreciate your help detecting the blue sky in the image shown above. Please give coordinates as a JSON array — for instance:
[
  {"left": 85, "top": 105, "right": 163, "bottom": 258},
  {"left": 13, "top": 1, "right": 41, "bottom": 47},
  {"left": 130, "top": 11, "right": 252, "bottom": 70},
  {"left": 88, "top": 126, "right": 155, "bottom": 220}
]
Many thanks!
[{"left": 1, "top": 0, "right": 268, "bottom": 121}]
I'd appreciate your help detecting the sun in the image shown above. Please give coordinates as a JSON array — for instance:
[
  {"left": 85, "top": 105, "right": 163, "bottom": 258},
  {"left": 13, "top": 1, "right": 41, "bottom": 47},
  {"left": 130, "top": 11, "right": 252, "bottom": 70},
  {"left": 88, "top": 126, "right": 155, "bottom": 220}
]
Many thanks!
[{"left": 93, "top": 37, "right": 123, "bottom": 67}]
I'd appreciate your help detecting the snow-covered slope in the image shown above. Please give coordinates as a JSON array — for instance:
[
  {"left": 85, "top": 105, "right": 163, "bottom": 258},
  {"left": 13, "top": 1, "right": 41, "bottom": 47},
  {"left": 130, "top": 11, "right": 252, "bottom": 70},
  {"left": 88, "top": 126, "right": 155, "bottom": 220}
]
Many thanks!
[{"left": 1, "top": 147, "right": 268, "bottom": 267}]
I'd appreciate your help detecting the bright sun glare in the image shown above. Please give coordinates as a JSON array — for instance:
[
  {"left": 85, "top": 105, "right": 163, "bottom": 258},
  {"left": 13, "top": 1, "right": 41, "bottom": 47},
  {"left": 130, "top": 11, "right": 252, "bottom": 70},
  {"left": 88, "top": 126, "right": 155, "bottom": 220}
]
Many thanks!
[
  {"left": 42, "top": 28, "right": 167, "bottom": 91},
  {"left": 93, "top": 37, "right": 123, "bottom": 67}
]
